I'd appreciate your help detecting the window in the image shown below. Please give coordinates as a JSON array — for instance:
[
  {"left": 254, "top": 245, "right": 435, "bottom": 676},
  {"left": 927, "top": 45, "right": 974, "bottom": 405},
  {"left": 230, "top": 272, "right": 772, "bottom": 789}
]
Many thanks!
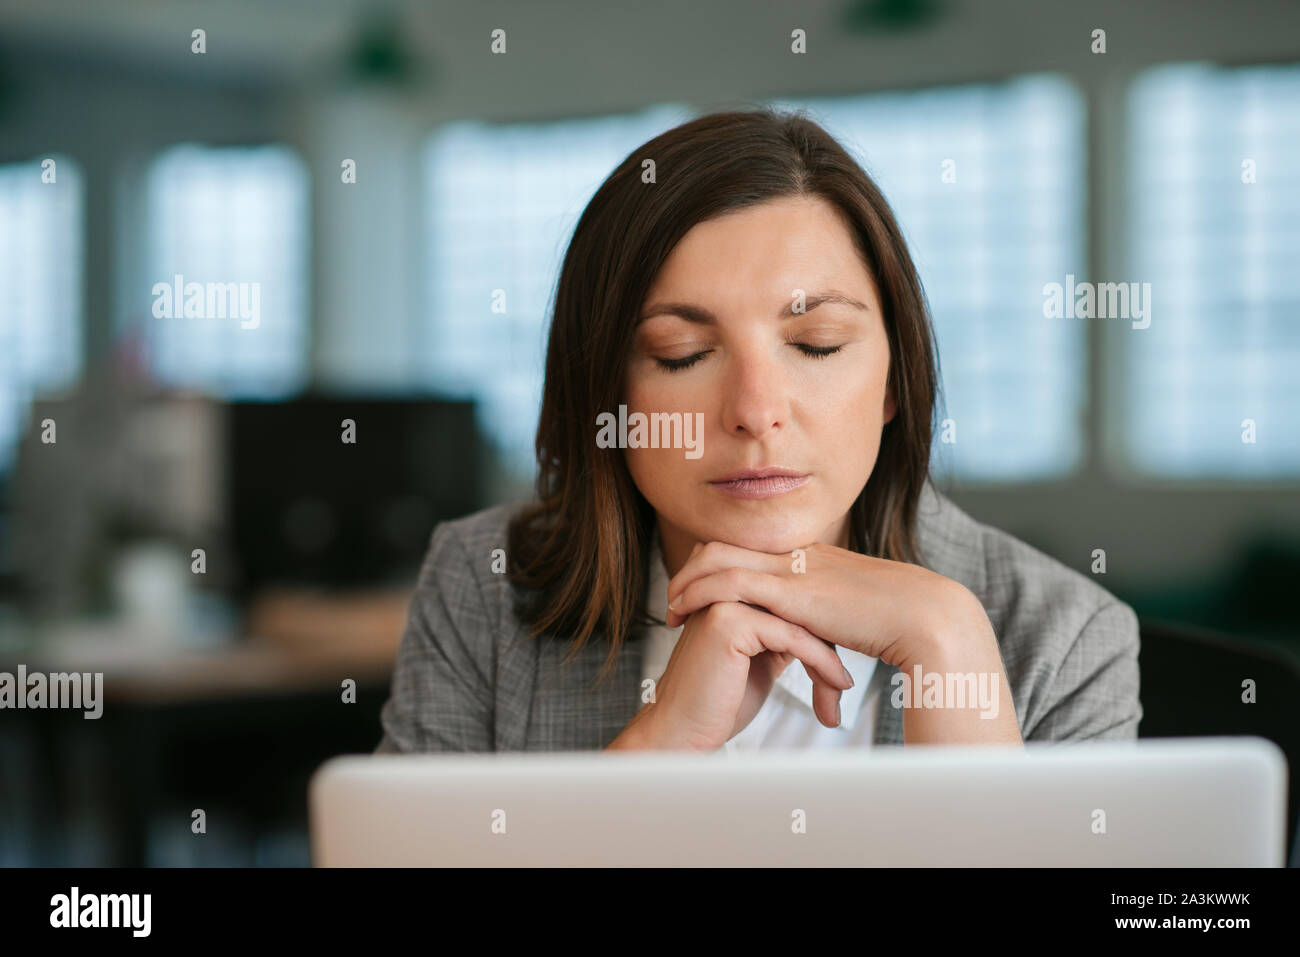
[
  {"left": 775, "top": 75, "right": 1088, "bottom": 481},
  {"left": 143, "top": 144, "right": 310, "bottom": 397},
  {"left": 422, "top": 105, "right": 694, "bottom": 481},
  {"left": 0, "top": 156, "right": 83, "bottom": 474},
  {"left": 1124, "top": 63, "right": 1300, "bottom": 478}
]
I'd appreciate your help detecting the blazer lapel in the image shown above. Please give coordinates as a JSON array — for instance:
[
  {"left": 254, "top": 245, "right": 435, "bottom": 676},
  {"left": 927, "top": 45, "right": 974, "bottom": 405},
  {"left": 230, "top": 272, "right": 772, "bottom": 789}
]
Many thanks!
[
  {"left": 512, "top": 624, "right": 645, "bottom": 752},
  {"left": 872, "top": 662, "right": 904, "bottom": 746}
]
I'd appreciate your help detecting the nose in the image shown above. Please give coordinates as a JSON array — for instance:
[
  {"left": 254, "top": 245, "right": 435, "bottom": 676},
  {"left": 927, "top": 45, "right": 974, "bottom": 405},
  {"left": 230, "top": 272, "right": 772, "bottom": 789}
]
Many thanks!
[{"left": 720, "top": 344, "right": 788, "bottom": 441}]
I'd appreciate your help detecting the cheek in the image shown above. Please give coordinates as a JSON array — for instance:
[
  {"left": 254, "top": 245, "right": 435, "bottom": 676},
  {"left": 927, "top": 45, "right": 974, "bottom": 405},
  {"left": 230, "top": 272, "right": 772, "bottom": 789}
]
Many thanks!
[
  {"left": 621, "top": 370, "right": 697, "bottom": 496},
  {"left": 624, "top": 365, "right": 698, "bottom": 412},
  {"left": 805, "top": 357, "right": 887, "bottom": 427},
  {"left": 802, "top": 359, "right": 888, "bottom": 487},
  {"left": 623, "top": 441, "right": 699, "bottom": 521}
]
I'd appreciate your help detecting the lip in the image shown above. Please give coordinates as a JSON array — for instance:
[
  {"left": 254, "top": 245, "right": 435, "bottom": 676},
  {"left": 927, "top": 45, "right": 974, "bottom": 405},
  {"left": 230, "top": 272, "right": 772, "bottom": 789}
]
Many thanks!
[{"left": 708, "top": 467, "right": 810, "bottom": 499}]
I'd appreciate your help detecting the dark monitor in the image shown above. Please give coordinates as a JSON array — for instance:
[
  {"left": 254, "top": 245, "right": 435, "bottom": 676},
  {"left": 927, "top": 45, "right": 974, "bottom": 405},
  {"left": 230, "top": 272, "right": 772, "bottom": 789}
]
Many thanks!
[{"left": 225, "top": 396, "right": 484, "bottom": 597}]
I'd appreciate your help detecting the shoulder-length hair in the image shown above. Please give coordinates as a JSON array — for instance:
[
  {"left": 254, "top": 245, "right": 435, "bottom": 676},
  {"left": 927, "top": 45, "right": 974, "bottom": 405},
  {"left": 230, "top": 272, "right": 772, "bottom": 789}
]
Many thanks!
[{"left": 507, "top": 106, "right": 941, "bottom": 686}]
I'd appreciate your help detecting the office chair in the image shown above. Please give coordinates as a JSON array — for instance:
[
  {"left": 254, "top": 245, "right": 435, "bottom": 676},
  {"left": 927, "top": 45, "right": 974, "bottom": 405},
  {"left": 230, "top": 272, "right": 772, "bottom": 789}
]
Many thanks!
[{"left": 1137, "top": 618, "right": 1299, "bottom": 866}]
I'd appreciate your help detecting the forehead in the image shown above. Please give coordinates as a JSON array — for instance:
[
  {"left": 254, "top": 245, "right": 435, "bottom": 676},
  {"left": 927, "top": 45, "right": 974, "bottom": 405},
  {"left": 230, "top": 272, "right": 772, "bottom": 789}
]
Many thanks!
[{"left": 644, "top": 195, "right": 875, "bottom": 301}]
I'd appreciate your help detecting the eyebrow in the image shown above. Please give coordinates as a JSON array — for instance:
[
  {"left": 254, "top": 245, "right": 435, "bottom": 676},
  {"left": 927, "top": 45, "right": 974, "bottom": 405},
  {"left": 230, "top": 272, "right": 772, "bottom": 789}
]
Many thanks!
[{"left": 638, "top": 291, "right": 869, "bottom": 324}]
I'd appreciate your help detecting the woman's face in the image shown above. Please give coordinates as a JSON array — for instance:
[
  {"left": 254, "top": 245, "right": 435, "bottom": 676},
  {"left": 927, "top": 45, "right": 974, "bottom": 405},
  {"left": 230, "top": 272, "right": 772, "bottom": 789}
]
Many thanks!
[{"left": 623, "top": 194, "right": 896, "bottom": 576}]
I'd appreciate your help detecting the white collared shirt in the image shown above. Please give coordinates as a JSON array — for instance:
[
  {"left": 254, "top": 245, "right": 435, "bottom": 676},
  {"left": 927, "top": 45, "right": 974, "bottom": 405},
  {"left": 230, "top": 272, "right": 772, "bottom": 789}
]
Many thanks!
[{"left": 641, "top": 530, "right": 881, "bottom": 753}]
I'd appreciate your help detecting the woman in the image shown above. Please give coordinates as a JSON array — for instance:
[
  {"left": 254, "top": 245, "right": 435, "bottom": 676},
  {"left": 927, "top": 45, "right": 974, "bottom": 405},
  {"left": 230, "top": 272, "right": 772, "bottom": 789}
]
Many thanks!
[{"left": 376, "top": 108, "right": 1141, "bottom": 754}]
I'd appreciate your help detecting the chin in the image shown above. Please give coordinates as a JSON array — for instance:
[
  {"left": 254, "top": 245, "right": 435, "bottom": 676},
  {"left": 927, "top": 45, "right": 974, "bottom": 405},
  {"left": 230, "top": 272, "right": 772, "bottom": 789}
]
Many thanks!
[{"left": 701, "top": 510, "right": 825, "bottom": 555}]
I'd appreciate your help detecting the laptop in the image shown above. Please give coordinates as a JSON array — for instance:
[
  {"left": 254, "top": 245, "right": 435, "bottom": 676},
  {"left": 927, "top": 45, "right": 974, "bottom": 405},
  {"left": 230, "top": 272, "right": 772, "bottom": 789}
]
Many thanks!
[{"left": 309, "top": 736, "right": 1287, "bottom": 866}]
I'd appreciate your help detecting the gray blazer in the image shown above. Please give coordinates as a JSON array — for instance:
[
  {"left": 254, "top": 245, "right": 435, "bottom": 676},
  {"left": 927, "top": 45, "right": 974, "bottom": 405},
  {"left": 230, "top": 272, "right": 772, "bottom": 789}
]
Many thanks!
[{"left": 375, "top": 480, "right": 1142, "bottom": 753}]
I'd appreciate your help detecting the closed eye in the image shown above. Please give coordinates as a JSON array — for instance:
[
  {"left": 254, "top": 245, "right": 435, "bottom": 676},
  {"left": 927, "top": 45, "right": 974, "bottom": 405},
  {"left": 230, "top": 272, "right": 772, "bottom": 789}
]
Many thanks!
[
  {"left": 654, "top": 343, "right": 845, "bottom": 372},
  {"left": 793, "top": 343, "right": 843, "bottom": 358},
  {"left": 655, "top": 350, "right": 713, "bottom": 372}
]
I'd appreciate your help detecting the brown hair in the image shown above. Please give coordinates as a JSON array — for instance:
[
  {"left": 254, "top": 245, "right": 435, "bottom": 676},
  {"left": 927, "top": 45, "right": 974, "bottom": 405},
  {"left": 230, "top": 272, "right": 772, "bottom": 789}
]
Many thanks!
[{"left": 507, "top": 106, "right": 941, "bottom": 685}]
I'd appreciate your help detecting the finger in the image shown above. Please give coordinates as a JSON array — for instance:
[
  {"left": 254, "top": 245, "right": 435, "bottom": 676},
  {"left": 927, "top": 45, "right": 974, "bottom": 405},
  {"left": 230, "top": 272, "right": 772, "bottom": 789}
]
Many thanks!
[
  {"left": 666, "top": 540, "right": 790, "bottom": 617},
  {"left": 770, "top": 639, "right": 845, "bottom": 728},
  {"left": 726, "top": 602, "right": 852, "bottom": 692},
  {"left": 668, "top": 565, "right": 800, "bottom": 629},
  {"left": 755, "top": 636, "right": 844, "bottom": 728},
  {"left": 803, "top": 634, "right": 846, "bottom": 729},
  {"left": 811, "top": 674, "right": 843, "bottom": 729}
]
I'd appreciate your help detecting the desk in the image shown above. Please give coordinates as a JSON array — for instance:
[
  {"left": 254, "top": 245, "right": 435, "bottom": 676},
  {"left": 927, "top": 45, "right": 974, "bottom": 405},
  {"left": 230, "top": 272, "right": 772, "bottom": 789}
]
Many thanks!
[{"left": 2, "top": 587, "right": 409, "bottom": 865}]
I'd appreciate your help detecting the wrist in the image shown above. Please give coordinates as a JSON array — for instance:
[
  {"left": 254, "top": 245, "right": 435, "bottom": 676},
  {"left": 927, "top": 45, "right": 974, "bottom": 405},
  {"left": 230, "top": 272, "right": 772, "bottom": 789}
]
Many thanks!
[
  {"left": 607, "top": 701, "right": 717, "bottom": 752},
  {"left": 606, "top": 703, "right": 663, "bottom": 750},
  {"left": 903, "top": 578, "right": 999, "bottom": 671}
]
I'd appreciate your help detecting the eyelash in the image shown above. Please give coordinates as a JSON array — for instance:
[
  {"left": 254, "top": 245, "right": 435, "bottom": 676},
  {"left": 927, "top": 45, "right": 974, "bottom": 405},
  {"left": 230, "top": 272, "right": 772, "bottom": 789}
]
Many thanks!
[{"left": 655, "top": 343, "right": 844, "bottom": 372}]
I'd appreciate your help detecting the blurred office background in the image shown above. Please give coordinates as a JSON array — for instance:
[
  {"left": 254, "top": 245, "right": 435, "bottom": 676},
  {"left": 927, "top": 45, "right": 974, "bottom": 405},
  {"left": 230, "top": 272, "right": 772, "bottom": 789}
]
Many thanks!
[{"left": 0, "top": 0, "right": 1297, "bottom": 866}]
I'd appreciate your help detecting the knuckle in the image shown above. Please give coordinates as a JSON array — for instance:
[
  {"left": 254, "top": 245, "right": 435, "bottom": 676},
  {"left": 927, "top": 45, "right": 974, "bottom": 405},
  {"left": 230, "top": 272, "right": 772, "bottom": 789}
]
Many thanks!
[
  {"left": 779, "top": 617, "right": 805, "bottom": 642},
  {"left": 699, "top": 540, "right": 725, "bottom": 562},
  {"left": 702, "top": 600, "right": 739, "bottom": 626}
]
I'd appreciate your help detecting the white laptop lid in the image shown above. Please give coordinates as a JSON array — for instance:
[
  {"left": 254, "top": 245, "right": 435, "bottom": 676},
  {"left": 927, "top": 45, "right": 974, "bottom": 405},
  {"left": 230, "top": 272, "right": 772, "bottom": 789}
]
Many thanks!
[{"left": 309, "top": 736, "right": 1287, "bottom": 866}]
